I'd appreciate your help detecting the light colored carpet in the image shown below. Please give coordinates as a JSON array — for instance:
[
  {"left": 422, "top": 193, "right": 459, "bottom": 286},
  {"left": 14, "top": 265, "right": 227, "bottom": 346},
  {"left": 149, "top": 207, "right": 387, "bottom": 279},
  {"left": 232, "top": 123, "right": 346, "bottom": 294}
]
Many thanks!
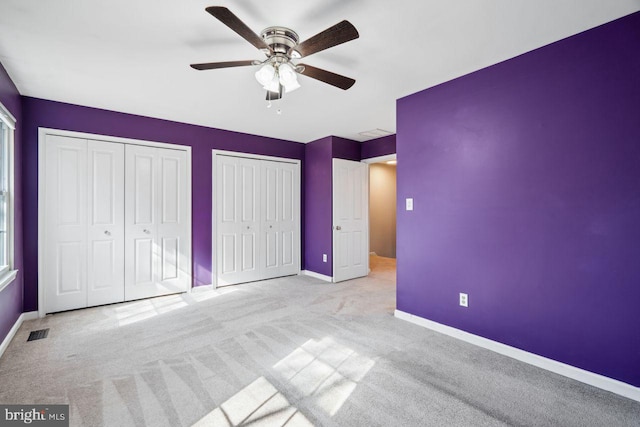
[{"left": 1, "top": 256, "right": 638, "bottom": 426}]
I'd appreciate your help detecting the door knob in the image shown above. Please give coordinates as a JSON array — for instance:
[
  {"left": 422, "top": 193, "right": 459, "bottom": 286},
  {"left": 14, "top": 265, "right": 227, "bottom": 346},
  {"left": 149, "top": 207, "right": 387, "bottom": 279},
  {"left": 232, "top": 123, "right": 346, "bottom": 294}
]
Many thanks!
[
  {"left": 336, "top": 226, "right": 342, "bottom": 230},
  {"left": 269, "top": 225, "right": 273, "bottom": 229},
  {"left": 143, "top": 229, "right": 150, "bottom": 234},
  {"left": 246, "top": 226, "right": 250, "bottom": 229},
  {"left": 104, "top": 230, "right": 111, "bottom": 236}
]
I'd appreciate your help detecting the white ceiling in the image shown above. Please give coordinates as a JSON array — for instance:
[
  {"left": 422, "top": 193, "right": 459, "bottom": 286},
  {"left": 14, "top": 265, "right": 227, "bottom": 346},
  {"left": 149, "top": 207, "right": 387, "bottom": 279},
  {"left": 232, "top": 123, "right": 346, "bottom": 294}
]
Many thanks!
[{"left": 1, "top": 1, "right": 638, "bottom": 143}]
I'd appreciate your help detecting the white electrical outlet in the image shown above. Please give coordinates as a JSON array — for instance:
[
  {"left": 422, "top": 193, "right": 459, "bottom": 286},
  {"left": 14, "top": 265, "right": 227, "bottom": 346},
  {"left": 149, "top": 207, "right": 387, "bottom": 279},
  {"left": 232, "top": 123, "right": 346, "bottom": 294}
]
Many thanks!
[
  {"left": 406, "top": 198, "right": 414, "bottom": 211},
  {"left": 323, "top": 254, "right": 327, "bottom": 263},
  {"left": 459, "top": 293, "right": 468, "bottom": 307}
]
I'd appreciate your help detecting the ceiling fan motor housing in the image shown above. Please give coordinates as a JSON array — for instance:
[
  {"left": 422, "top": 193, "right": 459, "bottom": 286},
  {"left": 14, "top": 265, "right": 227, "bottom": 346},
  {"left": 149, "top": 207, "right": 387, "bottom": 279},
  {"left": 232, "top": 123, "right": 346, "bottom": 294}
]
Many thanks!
[{"left": 261, "top": 27, "right": 301, "bottom": 58}]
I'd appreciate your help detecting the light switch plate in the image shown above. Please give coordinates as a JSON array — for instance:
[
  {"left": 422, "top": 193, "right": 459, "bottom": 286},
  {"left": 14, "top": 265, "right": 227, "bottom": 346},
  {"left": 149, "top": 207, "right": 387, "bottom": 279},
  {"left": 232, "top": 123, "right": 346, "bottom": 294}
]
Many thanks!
[
  {"left": 406, "top": 198, "right": 414, "bottom": 211},
  {"left": 323, "top": 254, "right": 327, "bottom": 263}
]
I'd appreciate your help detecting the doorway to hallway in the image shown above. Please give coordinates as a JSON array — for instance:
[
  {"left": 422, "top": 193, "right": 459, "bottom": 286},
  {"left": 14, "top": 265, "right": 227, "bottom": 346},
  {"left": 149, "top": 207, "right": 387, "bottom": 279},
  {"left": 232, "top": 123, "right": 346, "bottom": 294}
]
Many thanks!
[{"left": 364, "top": 154, "right": 397, "bottom": 282}]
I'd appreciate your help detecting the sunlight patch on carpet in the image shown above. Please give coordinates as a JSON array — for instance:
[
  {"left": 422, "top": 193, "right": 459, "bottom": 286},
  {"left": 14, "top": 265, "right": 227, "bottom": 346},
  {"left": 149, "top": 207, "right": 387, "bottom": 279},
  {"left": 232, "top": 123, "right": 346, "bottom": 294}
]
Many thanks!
[
  {"left": 192, "top": 377, "right": 312, "bottom": 427},
  {"left": 273, "top": 337, "right": 375, "bottom": 416}
]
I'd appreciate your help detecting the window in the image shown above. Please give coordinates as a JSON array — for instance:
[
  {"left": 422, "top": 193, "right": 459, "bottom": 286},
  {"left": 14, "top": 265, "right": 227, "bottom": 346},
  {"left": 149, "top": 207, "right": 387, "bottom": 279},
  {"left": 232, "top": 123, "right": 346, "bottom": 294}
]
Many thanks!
[{"left": 0, "top": 101, "right": 16, "bottom": 291}]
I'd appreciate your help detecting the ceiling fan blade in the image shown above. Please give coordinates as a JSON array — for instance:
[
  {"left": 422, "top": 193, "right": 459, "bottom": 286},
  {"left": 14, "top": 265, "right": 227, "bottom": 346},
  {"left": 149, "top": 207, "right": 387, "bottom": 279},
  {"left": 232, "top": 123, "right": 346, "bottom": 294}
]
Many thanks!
[
  {"left": 190, "top": 60, "right": 256, "bottom": 70},
  {"left": 205, "top": 6, "right": 271, "bottom": 53},
  {"left": 290, "top": 20, "right": 359, "bottom": 58},
  {"left": 298, "top": 64, "right": 355, "bottom": 90}
]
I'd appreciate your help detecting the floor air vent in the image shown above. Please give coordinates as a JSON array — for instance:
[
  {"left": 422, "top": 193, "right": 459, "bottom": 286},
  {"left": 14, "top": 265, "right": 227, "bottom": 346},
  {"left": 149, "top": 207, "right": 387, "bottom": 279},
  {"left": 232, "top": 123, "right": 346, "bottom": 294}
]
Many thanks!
[{"left": 27, "top": 328, "right": 49, "bottom": 341}]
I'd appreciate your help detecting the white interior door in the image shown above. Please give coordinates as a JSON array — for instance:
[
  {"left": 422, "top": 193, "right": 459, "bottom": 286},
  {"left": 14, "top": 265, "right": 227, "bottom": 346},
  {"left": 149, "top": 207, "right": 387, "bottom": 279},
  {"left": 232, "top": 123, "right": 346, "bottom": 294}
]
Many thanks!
[
  {"left": 87, "top": 140, "right": 125, "bottom": 306},
  {"left": 44, "top": 135, "right": 88, "bottom": 313},
  {"left": 125, "top": 145, "right": 190, "bottom": 300},
  {"left": 261, "top": 160, "right": 300, "bottom": 279},
  {"left": 216, "top": 155, "right": 261, "bottom": 286},
  {"left": 332, "top": 158, "right": 369, "bottom": 282}
]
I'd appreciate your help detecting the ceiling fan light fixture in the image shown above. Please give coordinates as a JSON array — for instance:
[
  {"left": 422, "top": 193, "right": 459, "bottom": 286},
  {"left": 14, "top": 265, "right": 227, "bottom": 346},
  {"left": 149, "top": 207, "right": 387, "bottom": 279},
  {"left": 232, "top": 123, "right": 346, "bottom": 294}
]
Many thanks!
[
  {"left": 263, "top": 73, "right": 280, "bottom": 93},
  {"left": 278, "top": 63, "right": 300, "bottom": 93},
  {"left": 283, "top": 79, "right": 301, "bottom": 93},
  {"left": 255, "top": 63, "right": 275, "bottom": 87}
]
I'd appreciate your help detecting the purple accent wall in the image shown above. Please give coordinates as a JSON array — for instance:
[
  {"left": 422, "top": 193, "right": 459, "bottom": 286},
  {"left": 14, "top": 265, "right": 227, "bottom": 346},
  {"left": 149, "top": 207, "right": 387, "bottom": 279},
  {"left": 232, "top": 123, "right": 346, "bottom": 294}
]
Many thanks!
[
  {"left": 0, "top": 61, "right": 23, "bottom": 344},
  {"left": 21, "top": 97, "right": 304, "bottom": 311},
  {"left": 304, "top": 137, "right": 333, "bottom": 276},
  {"left": 397, "top": 12, "right": 640, "bottom": 387},
  {"left": 361, "top": 135, "right": 396, "bottom": 159}
]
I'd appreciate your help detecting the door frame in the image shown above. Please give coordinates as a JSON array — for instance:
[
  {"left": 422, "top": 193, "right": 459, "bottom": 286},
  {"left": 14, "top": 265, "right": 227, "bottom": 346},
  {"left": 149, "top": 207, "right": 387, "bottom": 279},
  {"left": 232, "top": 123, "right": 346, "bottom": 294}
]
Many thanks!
[
  {"left": 360, "top": 154, "right": 397, "bottom": 165},
  {"left": 211, "top": 150, "right": 302, "bottom": 288},
  {"left": 37, "top": 128, "right": 192, "bottom": 318}
]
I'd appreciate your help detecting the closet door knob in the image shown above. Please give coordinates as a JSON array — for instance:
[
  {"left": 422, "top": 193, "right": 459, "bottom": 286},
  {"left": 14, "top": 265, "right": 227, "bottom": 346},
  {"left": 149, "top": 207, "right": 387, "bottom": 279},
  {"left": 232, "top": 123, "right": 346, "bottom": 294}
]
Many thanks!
[
  {"left": 104, "top": 230, "right": 111, "bottom": 236},
  {"left": 143, "top": 229, "right": 150, "bottom": 234}
]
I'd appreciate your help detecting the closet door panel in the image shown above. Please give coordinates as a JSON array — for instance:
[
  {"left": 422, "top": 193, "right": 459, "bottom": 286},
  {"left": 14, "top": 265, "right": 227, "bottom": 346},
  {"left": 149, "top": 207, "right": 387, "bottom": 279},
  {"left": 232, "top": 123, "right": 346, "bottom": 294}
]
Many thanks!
[
  {"left": 216, "top": 155, "right": 260, "bottom": 285},
  {"left": 125, "top": 145, "right": 158, "bottom": 300},
  {"left": 87, "top": 140, "right": 125, "bottom": 306},
  {"left": 157, "top": 149, "right": 189, "bottom": 291},
  {"left": 239, "top": 158, "right": 259, "bottom": 278},
  {"left": 263, "top": 161, "right": 299, "bottom": 278},
  {"left": 261, "top": 161, "right": 281, "bottom": 278},
  {"left": 279, "top": 165, "right": 298, "bottom": 273},
  {"left": 277, "top": 163, "right": 300, "bottom": 276},
  {"left": 44, "top": 135, "right": 88, "bottom": 313},
  {"left": 125, "top": 145, "right": 190, "bottom": 300},
  {"left": 218, "top": 158, "right": 238, "bottom": 278}
]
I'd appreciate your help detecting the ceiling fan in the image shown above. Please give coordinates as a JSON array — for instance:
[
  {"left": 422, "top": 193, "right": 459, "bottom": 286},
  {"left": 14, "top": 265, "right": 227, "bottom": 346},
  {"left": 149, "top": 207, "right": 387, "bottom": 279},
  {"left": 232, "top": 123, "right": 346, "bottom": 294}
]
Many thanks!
[{"left": 190, "top": 6, "right": 359, "bottom": 101}]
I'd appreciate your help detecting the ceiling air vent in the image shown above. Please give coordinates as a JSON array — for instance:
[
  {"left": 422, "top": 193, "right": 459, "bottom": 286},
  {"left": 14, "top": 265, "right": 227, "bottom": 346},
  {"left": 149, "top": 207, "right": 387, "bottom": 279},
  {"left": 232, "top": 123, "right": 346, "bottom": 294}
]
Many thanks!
[{"left": 358, "top": 128, "right": 393, "bottom": 140}]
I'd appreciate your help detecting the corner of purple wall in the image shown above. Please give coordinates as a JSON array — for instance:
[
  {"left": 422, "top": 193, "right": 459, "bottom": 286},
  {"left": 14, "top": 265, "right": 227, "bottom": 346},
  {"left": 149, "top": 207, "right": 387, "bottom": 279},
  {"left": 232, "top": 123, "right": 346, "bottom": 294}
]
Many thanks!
[
  {"left": 0, "top": 60, "right": 24, "bottom": 344},
  {"left": 304, "top": 137, "right": 333, "bottom": 276}
]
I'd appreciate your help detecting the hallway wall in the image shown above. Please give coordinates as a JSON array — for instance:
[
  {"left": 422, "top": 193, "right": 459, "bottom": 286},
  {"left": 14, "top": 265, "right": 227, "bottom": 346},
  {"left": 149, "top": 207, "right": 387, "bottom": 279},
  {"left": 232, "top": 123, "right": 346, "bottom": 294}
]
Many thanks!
[{"left": 369, "top": 163, "right": 396, "bottom": 258}]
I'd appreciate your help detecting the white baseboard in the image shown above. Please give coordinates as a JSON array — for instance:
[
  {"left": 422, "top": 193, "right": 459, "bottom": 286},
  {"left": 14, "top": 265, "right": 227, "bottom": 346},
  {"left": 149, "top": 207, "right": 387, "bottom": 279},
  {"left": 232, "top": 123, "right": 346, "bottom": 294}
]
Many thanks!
[
  {"left": 394, "top": 310, "right": 640, "bottom": 403},
  {"left": 0, "top": 311, "right": 38, "bottom": 359},
  {"left": 22, "top": 311, "right": 38, "bottom": 321},
  {"left": 301, "top": 270, "right": 333, "bottom": 282},
  {"left": 191, "top": 284, "right": 215, "bottom": 293}
]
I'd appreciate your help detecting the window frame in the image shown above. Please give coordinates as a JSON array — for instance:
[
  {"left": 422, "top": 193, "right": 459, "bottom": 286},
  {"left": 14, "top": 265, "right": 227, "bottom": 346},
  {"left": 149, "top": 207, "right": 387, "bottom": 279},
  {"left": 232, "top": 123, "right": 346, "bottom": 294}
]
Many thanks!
[{"left": 0, "top": 100, "right": 17, "bottom": 293}]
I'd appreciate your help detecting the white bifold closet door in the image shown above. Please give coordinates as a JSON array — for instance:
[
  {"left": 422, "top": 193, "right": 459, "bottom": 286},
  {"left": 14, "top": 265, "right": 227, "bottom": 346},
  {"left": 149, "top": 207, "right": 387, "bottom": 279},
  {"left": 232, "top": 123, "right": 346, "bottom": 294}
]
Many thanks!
[
  {"left": 43, "top": 135, "right": 190, "bottom": 314},
  {"left": 125, "top": 145, "right": 190, "bottom": 300},
  {"left": 216, "top": 155, "right": 300, "bottom": 286},
  {"left": 44, "top": 135, "right": 125, "bottom": 313}
]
